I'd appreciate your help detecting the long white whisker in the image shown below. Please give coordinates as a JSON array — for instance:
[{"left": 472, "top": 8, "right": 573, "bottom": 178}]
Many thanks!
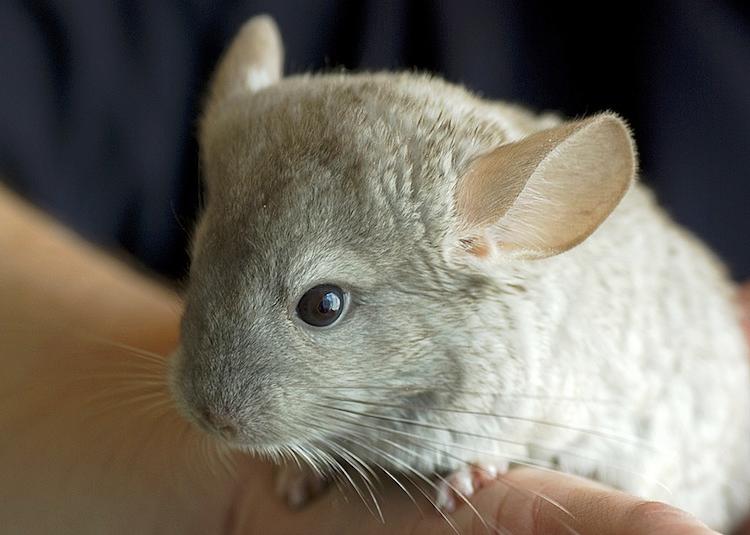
[
  {"left": 322, "top": 396, "right": 657, "bottom": 451},
  {"left": 329, "top": 429, "right": 462, "bottom": 535},
  {"left": 314, "top": 414, "right": 574, "bottom": 535},
  {"left": 323, "top": 440, "right": 385, "bottom": 523},
  {"left": 327, "top": 404, "right": 671, "bottom": 496},
  {"left": 374, "top": 428, "right": 579, "bottom": 534},
  {"left": 314, "top": 384, "right": 617, "bottom": 404},
  {"left": 310, "top": 415, "right": 518, "bottom": 535}
]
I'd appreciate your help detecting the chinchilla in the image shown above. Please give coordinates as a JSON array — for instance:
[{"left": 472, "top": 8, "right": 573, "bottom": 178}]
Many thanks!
[{"left": 169, "top": 15, "right": 750, "bottom": 531}]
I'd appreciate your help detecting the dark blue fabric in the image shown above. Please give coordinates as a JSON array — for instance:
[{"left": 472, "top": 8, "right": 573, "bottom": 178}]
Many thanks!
[{"left": 1, "top": 1, "right": 748, "bottom": 280}]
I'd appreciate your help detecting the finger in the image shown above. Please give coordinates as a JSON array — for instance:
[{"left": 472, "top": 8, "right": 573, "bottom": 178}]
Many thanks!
[
  {"left": 230, "top": 465, "right": 719, "bottom": 535},
  {"left": 412, "top": 467, "right": 718, "bottom": 535},
  {"left": 738, "top": 283, "right": 750, "bottom": 349}
]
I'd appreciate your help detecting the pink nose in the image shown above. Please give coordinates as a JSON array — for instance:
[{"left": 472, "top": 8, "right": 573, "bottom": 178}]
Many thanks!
[{"left": 199, "top": 408, "right": 238, "bottom": 439}]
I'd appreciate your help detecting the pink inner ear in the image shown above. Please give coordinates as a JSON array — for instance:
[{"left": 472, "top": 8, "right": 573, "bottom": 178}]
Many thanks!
[
  {"left": 460, "top": 236, "right": 491, "bottom": 258},
  {"left": 453, "top": 114, "right": 635, "bottom": 260}
]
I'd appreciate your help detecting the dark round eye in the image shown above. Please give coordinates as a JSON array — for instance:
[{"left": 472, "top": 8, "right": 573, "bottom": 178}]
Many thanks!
[{"left": 296, "top": 284, "right": 346, "bottom": 327}]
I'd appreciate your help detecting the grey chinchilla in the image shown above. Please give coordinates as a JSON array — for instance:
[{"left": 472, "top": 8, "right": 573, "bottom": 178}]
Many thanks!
[{"left": 169, "top": 15, "right": 750, "bottom": 532}]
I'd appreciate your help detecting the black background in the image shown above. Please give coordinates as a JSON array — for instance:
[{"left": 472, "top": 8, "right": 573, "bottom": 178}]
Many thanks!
[{"left": 1, "top": 0, "right": 749, "bottom": 280}]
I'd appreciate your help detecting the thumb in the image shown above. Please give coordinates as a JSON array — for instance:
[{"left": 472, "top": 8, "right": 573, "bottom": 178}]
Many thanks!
[{"left": 412, "top": 467, "right": 719, "bottom": 535}]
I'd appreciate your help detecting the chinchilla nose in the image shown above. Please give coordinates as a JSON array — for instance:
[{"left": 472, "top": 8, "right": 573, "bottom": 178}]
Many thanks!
[{"left": 198, "top": 406, "right": 239, "bottom": 440}]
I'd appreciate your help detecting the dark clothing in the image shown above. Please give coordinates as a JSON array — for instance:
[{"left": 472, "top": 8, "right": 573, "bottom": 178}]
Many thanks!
[{"left": 1, "top": 1, "right": 749, "bottom": 280}]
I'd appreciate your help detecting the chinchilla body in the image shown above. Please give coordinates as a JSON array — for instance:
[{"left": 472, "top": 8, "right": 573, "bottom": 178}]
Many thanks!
[
  {"left": 452, "top": 178, "right": 750, "bottom": 529},
  {"left": 171, "top": 16, "right": 750, "bottom": 531}
]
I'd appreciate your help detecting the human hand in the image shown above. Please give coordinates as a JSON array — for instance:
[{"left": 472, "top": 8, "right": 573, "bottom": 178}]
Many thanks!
[{"left": 226, "top": 462, "right": 721, "bottom": 535}]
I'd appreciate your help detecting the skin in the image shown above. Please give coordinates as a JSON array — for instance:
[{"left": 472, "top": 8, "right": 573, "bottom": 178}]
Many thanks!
[{"left": 0, "top": 185, "right": 747, "bottom": 534}]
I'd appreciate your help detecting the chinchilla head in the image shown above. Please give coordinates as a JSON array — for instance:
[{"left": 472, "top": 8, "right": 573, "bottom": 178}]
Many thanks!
[{"left": 169, "top": 15, "right": 637, "bottom": 455}]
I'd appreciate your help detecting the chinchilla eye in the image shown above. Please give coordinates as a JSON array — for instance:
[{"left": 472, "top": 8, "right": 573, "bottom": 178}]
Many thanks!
[{"left": 296, "top": 284, "right": 346, "bottom": 327}]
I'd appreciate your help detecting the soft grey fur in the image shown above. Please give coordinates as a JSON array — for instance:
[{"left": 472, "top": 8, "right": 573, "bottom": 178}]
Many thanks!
[{"left": 170, "top": 16, "right": 750, "bottom": 531}]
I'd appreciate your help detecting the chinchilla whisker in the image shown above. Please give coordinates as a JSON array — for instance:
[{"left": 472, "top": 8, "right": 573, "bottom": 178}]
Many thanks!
[
  {"left": 333, "top": 431, "right": 462, "bottom": 535},
  {"left": 320, "top": 444, "right": 381, "bottom": 520},
  {"left": 300, "top": 445, "right": 321, "bottom": 476},
  {"left": 180, "top": 422, "right": 207, "bottom": 481},
  {"left": 265, "top": 445, "right": 283, "bottom": 465},
  {"left": 95, "top": 350, "right": 168, "bottom": 366},
  {"left": 315, "top": 385, "right": 616, "bottom": 404},
  {"left": 320, "top": 398, "right": 658, "bottom": 452},
  {"left": 288, "top": 445, "right": 304, "bottom": 470},
  {"left": 328, "top": 418, "right": 575, "bottom": 535},
  {"left": 307, "top": 414, "right": 490, "bottom": 533},
  {"left": 266, "top": 445, "right": 282, "bottom": 466},
  {"left": 273, "top": 445, "right": 290, "bottom": 466},
  {"left": 289, "top": 448, "right": 303, "bottom": 468},
  {"left": 320, "top": 403, "right": 588, "bottom": 454},
  {"left": 123, "top": 395, "right": 174, "bottom": 421},
  {"left": 308, "top": 441, "right": 345, "bottom": 486},
  {"left": 310, "top": 441, "right": 347, "bottom": 485},
  {"left": 340, "top": 444, "right": 383, "bottom": 490},
  {"left": 307, "top": 431, "right": 384, "bottom": 520},
  {"left": 206, "top": 435, "right": 229, "bottom": 481},
  {"left": 213, "top": 442, "right": 237, "bottom": 478},
  {"left": 283, "top": 445, "right": 294, "bottom": 466},
  {"left": 73, "top": 364, "right": 167, "bottom": 377},
  {"left": 306, "top": 443, "right": 334, "bottom": 479},
  {"left": 316, "top": 413, "right": 553, "bottom": 520},
  {"left": 289, "top": 416, "right": 349, "bottom": 480},
  {"left": 205, "top": 437, "right": 235, "bottom": 480},
  {"left": 75, "top": 373, "right": 167, "bottom": 385},
  {"left": 287, "top": 419, "right": 378, "bottom": 516},
  {"left": 191, "top": 434, "right": 217, "bottom": 478},
  {"left": 0, "top": 322, "right": 171, "bottom": 367},
  {"left": 273, "top": 446, "right": 286, "bottom": 465},
  {"left": 328, "top": 458, "right": 354, "bottom": 505},
  {"left": 82, "top": 390, "right": 169, "bottom": 422},
  {"left": 294, "top": 434, "right": 333, "bottom": 472},
  {"left": 315, "top": 442, "right": 352, "bottom": 499},
  {"left": 336, "top": 411, "right": 553, "bottom": 471},
  {"left": 199, "top": 434, "right": 222, "bottom": 481},
  {"left": 291, "top": 443, "right": 322, "bottom": 476},
  {"left": 76, "top": 376, "right": 168, "bottom": 405},
  {"left": 304, "top": 416, "right": 427, "bottom": 517},
  {"left": 332, "top": 436, "right": 458, "bottom": 534},
  {"left": 324, "top": 441, "right": 385, "bottom": 523},
  {"left": 318, "top": 404, "right": 671, "bottom": 496},
  {"left": 86, "top": 382, "right": 166, "bottom": 401},
  {"left": 72, "top": 334, "right": 171, "bottom": 366},
  {"left": 266, "top": 445, "right": 279, "bottom": 464},
  {"left": 371, "top": 457, "right": 424, "bottom": 516},
  {"left": 82, "top": 386, "right": 167, "bottom": 411},
  {"left": 254, "top": 444, "right": 272, "bottom": 464},
  {"left": 373, "top": 430, "right": 579, "bottom": 534},
  {"left": 306, "top": 416, "right": 402, "bottom": 509},
  {"left": 313, "top": 416, "right": 535, "bottom": 535}
]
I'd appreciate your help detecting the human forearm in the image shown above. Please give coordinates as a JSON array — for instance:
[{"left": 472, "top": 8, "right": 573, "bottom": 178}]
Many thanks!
[
  {"left": 0, "top": 185, "right": 234, "bottom": 534},
  {"left": 0, "top": 183, "right": 180, "bottom": 352}
]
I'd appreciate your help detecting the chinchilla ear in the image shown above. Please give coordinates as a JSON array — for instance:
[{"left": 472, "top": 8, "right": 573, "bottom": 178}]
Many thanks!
[
  {"left": 449, "top": 113, "right": 636, "bottom": 261},
  {"left": 207, "top": 15, "right": 283, "bottom": 106}
]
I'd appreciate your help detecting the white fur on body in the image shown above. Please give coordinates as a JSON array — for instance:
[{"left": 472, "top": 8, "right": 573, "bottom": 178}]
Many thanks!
[
  {"left": 441, "top": 184, "right": 750, "bottom": 529},
  {"left": 175, "top": 18, "right": 750, "bottom": 532}
]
